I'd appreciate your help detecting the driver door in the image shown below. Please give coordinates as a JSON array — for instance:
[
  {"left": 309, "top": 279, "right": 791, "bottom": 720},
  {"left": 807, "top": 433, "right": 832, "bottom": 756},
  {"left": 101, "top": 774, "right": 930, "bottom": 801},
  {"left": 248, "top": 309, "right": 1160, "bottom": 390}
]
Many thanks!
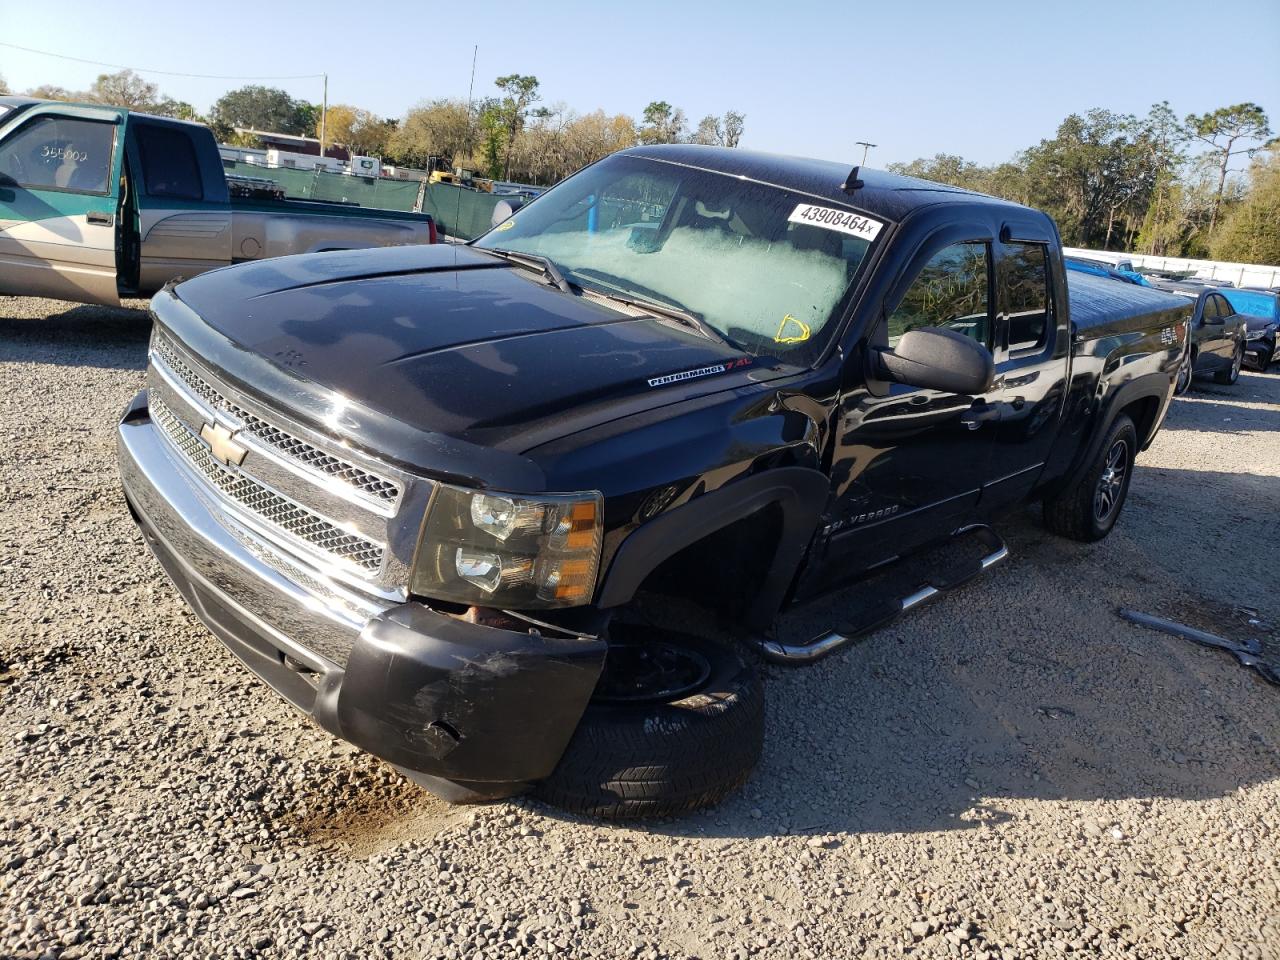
[
  {"left": 820, "top": 235, "right": 999, "bottom": 577},
  {"left": 1203, "top": 293, "right": 1236, "bottom": 367},
  {"left": 0, "top": 105, "right": 124, "bottom": 305}
]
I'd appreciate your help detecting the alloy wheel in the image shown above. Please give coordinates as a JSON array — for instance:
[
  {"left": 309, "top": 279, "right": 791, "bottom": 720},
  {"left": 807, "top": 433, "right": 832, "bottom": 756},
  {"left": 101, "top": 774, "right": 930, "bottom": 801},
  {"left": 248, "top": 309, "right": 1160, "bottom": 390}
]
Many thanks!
[{"left": 1094, "top": 439, "right": 1129, "bottom": 523}]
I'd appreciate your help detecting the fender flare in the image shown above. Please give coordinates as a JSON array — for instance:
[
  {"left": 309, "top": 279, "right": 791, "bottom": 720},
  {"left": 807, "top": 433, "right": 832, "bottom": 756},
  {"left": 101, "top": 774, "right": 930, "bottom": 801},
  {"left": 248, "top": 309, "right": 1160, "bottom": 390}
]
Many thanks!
[
  {"left": 1057, "top": 374, "right": 1169, "bottom": 494},
  {"left": 595, "top": 467, "right": 830, "bottom": 629}
]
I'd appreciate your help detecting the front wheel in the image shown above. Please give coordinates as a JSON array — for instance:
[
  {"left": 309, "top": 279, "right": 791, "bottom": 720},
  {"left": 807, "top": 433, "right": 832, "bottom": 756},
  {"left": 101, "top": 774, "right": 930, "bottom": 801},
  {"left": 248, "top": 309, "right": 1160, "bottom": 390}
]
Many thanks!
[
  {"left": 1215, "top": 344, "right": 1243, "bottom": 385},
  {"left": 1043, "top": 414, "right": 1138, "bottom": 542},
  {"left": 534, "top": 629, "right": 764, "bottom": 819}
]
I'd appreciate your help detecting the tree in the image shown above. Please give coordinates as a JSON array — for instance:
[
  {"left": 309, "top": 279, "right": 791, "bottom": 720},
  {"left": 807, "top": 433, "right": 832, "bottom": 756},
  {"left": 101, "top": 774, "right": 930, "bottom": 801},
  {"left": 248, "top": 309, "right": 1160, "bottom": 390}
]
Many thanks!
[
  {"left": 1211, "top": 149, "right": 1280, "bottom": 264},
  {"left": 693, "top": 115, "right": 723, "bottom": 146},
  {"left": 25, "top": 84, "right": 73, "bottom": 101},
  {"left": 722, "top": 110, "right": 745, "bottom": 148},
  {"left": 493, "top": 74, "right": 543, "bottom": 180},
  {"left": 888, "top": 153, "right": 987, "bottom": 190},
  {"left": 0, "top": 75, "right": 9, "bottom": 96},
  {"left": 386, "top": 98, "right": 473, "bottom": 169},
  {"left": 153, "top": 98, "right": 202, "bottom": 121},
  {"left": 502, "top": 108, "right": 638, "bottom": 185},
  {"left": 1019, "top": 109, "right": 1160, "bottom": 248},
  {"left": 210, "top": 85, "right": 311, "bottom": 138},
  {"left": 1134, "top": 102, "right": 1188, "bottom": 254},
  {"left": 639, "top": 101, "right": 686, "bottom": 144},
  {"left": 316, "top": 104, "right": 392, "bottom": 156},
  {"left": 1184, "top": 103, "right": 1272, "bottom": 235},
  {"left": 87, "top": 70, "right": 159, "bottom": 111}
]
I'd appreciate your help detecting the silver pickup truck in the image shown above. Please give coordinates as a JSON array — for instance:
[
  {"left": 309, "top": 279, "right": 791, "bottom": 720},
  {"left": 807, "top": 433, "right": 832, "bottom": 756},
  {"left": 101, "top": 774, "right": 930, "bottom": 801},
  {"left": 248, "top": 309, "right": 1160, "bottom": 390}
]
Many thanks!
[{"left": 0, "top": 97, "right": 436, "bottom": 307}]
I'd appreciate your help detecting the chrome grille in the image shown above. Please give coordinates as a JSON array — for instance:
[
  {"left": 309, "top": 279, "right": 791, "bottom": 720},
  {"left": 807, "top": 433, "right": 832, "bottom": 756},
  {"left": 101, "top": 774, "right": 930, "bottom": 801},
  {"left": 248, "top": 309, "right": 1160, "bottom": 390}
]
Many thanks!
[
  {"left": 152, "top": 397, "right": 384, "bottom": 575},
  {"left": 151, "top": 336, "right": 401, "bottom": 508}
]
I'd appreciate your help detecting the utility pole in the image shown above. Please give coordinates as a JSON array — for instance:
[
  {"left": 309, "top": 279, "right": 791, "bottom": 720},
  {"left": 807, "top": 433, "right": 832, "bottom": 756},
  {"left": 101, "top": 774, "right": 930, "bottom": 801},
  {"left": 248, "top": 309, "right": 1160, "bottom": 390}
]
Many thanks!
[
  {"left": 319, "top": 73, "right": 328, "bottom": 158},
  {"left": 855, "top": 141, "right": 877, "bottom": 166}
]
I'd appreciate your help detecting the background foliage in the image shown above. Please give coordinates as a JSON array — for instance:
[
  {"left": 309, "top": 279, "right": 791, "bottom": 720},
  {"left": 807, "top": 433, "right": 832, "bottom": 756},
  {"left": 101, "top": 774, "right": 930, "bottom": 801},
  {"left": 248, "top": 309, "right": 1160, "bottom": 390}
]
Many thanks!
[
  {"left": 888, "top": 102, "right": 1276, "bottom": 262},
  {"left": 5, "top": 68, "right": 1276, "bottom": 263}
]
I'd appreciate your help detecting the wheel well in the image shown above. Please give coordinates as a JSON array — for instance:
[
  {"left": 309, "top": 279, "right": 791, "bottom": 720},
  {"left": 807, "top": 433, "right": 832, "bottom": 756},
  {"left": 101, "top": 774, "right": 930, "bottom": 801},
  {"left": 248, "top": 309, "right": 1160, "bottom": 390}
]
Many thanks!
[
  {"left": 626, "top": 503, "right": 784, "bottom": 623},
  {"left": 1121, "top": 395, "right": 1161, "bottom": 449}
]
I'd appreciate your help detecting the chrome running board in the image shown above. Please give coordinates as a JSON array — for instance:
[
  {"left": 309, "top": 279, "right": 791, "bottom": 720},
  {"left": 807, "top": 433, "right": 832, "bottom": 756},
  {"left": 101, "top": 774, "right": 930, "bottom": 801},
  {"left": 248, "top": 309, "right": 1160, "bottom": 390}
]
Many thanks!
[{"left": 757, "top": 524, "right": 1010, "bottom": 665}]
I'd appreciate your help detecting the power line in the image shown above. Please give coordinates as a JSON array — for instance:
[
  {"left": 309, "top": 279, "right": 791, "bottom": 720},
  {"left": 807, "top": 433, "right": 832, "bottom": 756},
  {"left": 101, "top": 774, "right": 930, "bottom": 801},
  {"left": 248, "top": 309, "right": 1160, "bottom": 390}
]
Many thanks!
[{"left": 0, "top": 41, "right": 324, "bottom": 81}]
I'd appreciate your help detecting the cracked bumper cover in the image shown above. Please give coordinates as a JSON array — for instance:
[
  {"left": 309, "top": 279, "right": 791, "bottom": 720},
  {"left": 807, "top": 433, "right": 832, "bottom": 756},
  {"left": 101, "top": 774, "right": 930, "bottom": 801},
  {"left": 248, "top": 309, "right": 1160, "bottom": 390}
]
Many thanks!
[{"left": 117, "top": 390, "right": 607, "bottom": 786}]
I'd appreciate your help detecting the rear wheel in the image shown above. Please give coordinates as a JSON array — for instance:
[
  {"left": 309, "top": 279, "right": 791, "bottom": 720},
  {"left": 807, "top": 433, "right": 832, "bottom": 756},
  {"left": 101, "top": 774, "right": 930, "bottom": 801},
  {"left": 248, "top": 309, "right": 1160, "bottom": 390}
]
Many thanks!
[
  {"left": 534, "top": 628, "right": 764, "bottom": 819},
  {"left": 1215, "top": 344, "right": 1243, "bottom": 384},
  {"left": 1043, "top": 414, "right": 1137, "bottom": 542},
  {"left": 1174, "top": 351, "right": 1193, "bottom": 395}
]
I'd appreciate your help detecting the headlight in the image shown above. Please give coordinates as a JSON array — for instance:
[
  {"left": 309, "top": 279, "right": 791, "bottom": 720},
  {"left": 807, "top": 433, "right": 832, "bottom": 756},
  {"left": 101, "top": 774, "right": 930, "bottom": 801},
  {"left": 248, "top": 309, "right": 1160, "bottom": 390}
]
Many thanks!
[{"left": 412, "top": 484, "right": 603, "bottom": 608}]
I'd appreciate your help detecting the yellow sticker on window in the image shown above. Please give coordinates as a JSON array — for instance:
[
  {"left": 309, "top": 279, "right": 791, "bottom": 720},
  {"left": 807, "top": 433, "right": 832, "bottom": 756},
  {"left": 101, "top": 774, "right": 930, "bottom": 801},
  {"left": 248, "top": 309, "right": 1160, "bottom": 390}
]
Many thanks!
[
  {"left": 496, "top": 218, "right": 516, "bottom": 231},
  {"left": 774, "top": 314, "right": 811, "bottom": 343}
]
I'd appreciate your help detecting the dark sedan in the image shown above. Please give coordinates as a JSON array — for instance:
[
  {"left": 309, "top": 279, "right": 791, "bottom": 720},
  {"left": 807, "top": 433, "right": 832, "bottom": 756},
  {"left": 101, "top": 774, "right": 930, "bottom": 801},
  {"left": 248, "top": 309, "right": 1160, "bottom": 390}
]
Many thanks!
[{"left": 1167, "top": 288, "right": 1249, "bottom": 394}]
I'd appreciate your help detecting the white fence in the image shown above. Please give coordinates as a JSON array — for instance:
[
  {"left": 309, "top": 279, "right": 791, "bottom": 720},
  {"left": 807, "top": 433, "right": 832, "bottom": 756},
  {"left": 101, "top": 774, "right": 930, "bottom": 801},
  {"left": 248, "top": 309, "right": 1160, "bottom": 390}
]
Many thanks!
[{"left": 1063, "top": 247, "right": 1280, "bottom": 288}]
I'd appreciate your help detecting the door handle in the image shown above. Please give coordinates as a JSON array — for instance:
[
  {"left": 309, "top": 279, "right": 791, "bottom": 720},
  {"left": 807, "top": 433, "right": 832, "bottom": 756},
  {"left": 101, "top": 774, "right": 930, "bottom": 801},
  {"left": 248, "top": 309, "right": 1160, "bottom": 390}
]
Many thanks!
[
  {"left": 86, "top": 211, "right": 114, "bottom": 227},
  {"left": 0, "top": 188, "right": 13, "bottom": 203},
  {"left": 997, "top": 370, "right": 1040, "bottom": 389},
  {"left": 960, "top": 401, "right": 1000, "bottom": 430}
]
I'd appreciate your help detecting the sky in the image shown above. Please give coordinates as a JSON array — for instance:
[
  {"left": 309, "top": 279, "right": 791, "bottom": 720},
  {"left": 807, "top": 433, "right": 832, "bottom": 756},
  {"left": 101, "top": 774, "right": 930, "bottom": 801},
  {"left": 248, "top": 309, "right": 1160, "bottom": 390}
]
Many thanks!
[{"left": 2, "top": 0, "right": 1278, "bottom": 168}]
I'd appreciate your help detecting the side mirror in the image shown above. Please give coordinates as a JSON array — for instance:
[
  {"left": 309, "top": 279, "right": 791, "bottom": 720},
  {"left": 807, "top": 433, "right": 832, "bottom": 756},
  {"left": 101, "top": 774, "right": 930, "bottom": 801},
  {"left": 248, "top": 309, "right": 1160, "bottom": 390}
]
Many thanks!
[{"left": 874, "top": 327, "right": 995, "bottom": 394}]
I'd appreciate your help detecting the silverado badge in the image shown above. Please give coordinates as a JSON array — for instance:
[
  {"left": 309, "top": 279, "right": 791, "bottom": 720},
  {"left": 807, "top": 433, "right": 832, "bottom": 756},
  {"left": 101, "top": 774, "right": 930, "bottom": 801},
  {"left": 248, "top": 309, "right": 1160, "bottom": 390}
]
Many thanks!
[{"left": 199, "top": 421, "right": 248, "bottom": 467}]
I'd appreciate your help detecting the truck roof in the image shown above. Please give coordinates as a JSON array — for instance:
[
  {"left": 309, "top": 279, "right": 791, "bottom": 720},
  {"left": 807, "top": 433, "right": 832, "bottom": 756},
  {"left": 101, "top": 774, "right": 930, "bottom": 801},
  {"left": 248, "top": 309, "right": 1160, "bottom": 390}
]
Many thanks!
[
  {"left": 1067, "top": 270, "right": 1192, "bottom": 332},
  {"left": 620, "top": 144, "right": 1033, "bottom": 224},
  {"left": 0, "top": 96, "right": 209, "bottom": 131}
]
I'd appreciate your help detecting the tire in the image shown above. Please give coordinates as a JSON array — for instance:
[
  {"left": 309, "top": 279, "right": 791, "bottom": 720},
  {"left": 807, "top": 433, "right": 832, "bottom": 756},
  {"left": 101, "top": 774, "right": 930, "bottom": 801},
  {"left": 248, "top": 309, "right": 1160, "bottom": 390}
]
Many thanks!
[
  {"left": 1214, "top": 344, "right": 1243, "bottom": 384},
  {"left": 535, "top": 630, "right": 764, "bottom": 819},
  {"left": 1043, "top": 413, "right": 1137, "bottom": 542},
  {"left": 1174, "top": 351, "right": 1194, "bottom": 395}
]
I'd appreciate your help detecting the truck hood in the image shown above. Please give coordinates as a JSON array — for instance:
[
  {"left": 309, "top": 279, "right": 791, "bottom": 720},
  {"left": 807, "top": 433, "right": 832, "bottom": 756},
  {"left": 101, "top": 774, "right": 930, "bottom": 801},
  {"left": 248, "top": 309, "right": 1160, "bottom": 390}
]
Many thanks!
[{"left": 173, "top": 245, "right": 791, "bottom": 452}]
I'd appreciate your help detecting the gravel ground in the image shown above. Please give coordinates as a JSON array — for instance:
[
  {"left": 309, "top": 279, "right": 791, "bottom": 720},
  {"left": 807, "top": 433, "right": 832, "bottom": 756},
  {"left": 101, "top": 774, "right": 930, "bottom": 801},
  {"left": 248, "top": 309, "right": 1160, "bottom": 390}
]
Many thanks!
[{"left": 1, "top": 295, "right": 1278, "bottom": 960}]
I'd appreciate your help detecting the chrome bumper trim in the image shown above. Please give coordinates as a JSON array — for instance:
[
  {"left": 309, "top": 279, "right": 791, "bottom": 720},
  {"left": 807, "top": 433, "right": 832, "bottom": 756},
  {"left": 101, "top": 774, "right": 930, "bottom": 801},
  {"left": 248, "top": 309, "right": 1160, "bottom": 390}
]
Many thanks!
[
  {"left": 119, "top": 402, "right": 392, "bottom": 668},
  {"left": 145, "top": 331, "right": 435, "bottom": 594}
]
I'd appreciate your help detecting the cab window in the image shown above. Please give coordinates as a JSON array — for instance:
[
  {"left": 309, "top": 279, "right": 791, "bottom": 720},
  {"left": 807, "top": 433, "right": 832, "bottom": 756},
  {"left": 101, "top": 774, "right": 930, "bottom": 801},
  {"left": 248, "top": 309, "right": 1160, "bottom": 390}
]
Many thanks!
[
  {"left": 888, "top": 241, "right": 992, "bottom": 347},
  {"left": 1001, "top": 242, "right": 1051, "bottom": 352},
  {"left": 135, "top": 124, "right": 204, "bottom": 201},
  {"left": 0, "top": 115, "right": 115, "bottom": 195}
]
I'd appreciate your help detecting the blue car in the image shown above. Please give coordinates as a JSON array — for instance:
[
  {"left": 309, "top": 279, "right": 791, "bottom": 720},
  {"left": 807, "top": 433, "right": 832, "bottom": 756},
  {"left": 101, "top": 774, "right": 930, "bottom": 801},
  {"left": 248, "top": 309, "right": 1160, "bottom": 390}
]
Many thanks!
[{"left": 1221, "top": 289, "right": 1279, "bottom": 371}]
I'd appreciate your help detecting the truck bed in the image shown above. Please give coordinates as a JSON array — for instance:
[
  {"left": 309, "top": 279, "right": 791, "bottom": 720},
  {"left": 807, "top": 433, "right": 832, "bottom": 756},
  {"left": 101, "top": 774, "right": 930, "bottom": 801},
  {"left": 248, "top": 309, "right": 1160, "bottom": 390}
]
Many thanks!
[
  {"left": 1068, "top": 271, "right": 1191, "bottom": 339},
  {"left": 229, "top": 193, "right": 430, "bottom": 222}
]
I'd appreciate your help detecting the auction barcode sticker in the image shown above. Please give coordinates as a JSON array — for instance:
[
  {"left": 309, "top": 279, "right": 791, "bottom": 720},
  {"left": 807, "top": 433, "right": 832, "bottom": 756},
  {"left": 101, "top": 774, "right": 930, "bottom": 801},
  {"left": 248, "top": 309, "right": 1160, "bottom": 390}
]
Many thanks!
[{"left": 788, "top": 203, "right": 884, "bottom": 241}]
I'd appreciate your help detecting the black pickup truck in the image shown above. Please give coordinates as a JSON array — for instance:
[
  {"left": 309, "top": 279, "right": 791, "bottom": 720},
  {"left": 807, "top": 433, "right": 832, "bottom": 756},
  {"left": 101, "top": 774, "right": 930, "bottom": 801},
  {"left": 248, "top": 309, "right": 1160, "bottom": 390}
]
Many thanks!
[{"left": 117, "top": 146, "right": 1192, "bottom": 818}]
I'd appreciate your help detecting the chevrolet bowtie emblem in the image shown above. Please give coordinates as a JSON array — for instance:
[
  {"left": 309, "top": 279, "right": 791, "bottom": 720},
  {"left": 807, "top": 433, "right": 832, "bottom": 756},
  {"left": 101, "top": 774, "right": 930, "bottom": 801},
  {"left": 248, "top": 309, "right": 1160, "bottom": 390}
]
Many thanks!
[{"left": 199, "top": 421, "right": 248, "bottom": 467}]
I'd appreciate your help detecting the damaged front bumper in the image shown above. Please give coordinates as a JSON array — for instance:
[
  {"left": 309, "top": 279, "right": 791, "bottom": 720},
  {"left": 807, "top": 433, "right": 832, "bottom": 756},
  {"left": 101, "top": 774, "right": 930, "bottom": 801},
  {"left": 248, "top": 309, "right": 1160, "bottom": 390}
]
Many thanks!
[{"left": 117, "top": 390, "right": 606, "bottom": 796}]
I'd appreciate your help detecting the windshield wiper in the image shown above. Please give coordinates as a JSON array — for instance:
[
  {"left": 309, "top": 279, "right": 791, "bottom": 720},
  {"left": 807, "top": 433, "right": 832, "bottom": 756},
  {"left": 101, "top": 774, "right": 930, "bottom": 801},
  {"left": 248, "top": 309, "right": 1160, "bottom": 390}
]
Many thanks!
[
  {"left": 589, "top": 288, "right": 732, "bottom": 347},
  {"left": 483, "top": 248, "right": 574, "bottom": 295}
]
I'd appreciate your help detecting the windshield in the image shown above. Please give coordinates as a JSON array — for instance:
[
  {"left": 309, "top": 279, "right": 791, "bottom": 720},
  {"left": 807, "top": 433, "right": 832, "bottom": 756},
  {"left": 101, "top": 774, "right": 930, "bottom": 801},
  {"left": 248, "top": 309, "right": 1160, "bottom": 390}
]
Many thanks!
[{"left": 473, "top": 154, "right": 882, "bottom": 363}]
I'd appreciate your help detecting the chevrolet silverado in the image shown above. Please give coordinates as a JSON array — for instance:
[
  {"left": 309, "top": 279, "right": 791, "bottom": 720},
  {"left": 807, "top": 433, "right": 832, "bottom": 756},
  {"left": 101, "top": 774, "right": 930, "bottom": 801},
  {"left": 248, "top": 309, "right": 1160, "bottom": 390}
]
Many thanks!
[{"left": 117, "top": 146, "right": 1193, "bottom": 817}]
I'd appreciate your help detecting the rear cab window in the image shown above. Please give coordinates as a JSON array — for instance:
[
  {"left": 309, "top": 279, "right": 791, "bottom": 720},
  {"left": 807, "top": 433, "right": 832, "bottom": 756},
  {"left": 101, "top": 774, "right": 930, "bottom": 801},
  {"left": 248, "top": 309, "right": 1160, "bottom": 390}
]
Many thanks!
[
  {"left": 135, "top": 124, "right": 204, "bottom": 201},
  {"left": 1000, "top": 242, "right": 1052, "bottom": 354}
]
